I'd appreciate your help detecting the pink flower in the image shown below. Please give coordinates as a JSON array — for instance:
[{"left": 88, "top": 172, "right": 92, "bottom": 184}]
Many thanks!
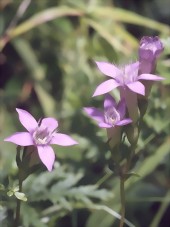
[
  {"left": 92, "top": 61, "right": 164, "bottom": 97},
  {"left": 84, "top": 94, "right": 132, "bottom": 148},
  {"left": 4, "top": 109, "right": 78, "bottom": 171},
  {"left": 84, "top": 94, "right": 132, "bottom": 128}
]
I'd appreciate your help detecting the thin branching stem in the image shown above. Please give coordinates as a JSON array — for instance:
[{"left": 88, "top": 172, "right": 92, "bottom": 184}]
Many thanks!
[{"left": 14, "top": 172, "right": 23, "bottom": 227}]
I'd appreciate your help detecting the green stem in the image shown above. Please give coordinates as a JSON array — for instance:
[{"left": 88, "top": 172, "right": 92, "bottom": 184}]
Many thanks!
[
  {"left": 119, "top": 177, "right": 125, "bottom": 227},
  {"left": 125, "top": 142, "right": 137, "bottom": 175},
  {"left": 14, "top": 172, "right": 23, "bottom": 227}
]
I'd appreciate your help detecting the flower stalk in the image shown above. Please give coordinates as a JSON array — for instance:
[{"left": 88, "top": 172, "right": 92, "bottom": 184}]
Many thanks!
[
  {"left": 86, "top": 36, "right": 165, "bottom": 227},
  {"left": 14, "top": 165, "right": 23, "bottom": 227},
  {"left": 13, "top": 146, "right": 23, "bottom": 227}
]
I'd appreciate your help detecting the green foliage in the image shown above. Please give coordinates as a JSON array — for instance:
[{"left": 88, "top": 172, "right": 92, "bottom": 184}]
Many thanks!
[{"left": 0, "top": 0, "right": 170, "bottom": 226}]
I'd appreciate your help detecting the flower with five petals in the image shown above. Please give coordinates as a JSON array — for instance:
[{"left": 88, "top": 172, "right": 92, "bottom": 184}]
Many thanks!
[
  {"left": 4, "top": 109, "right": 78, "bottom": 171},
  {"left": 93, "top": 61, "right": 164, "bottom": 97}
]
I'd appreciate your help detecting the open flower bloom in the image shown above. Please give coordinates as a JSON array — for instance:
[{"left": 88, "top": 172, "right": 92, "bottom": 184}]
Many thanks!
[
  {"left": 84, "top": 94, "right": 132, "bottom": 128},
  {"left": 139, "top": 36, "right": 164, "bottom": 74},
  {"left": 92, "top": 61, "right": 164, "bottom": 97},
  {"left": 4, "top": 109, "right": 78, "bottom": 171},
  {"left": 84, "top": 94, "right": 132, "bottom": 148}
]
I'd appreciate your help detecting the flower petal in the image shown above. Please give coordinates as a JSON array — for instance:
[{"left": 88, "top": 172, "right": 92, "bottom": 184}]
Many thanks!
[
  {"left": 126, "top": 81, "right": 145, "bottom": 95},
  {"left": 16, "top": 108, "right": 38, "bottom": 132},
  {"left": 116, "top": 119, "right": 132, "bottom": 126},
  {"left": 37, "top": 145, "right": 55, "bottom": 171},
  {"left": 104, "top": 94, "right": 116, "bottom": 110},
  {"left": 95, "top": 61, "right": 122, "bottom": 78},
  {"left": 92, "top": 79, "right": 120, "bottom": 97},
  {"left": 50, "top": 133, "right": 78, "bottom": 146},
  {"left": 4, "top": 132, "right": 34, "bottom": 146},
  {"left": 139, "top": 36, "right": 164, "bottom": 61},
  {"left": 125, "top": 61, "right": 139, "bottom": 75},
  {"left": 138, "top": 73, "right": 164, "bottom": 81},
  {"left": 98, "top": 122, "right": 112, "bottom": 128},
  {"left": 84, "top": 107, "right": 104, "bottom": 123},
  {"left": 41, "top": 118, "right": 58, "bottom": 131}
]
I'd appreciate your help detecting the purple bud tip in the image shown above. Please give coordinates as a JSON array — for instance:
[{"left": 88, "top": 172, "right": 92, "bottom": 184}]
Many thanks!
[{"left": 139, "top": 36, "right": 164, "bottom": 61}]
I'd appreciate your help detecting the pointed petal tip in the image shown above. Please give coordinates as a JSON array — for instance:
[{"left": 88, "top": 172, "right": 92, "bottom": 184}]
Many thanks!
[
  {"left": 104, "top": 93, "right": 117, "bottom": 109},
  {"left": 157, "top": 77, "right": 165, "bottom": 81},
  {"left": 92, "top": 79, "right": 120, "bottom": 97},
  {"left": 37, "top": 146, "right": 55, "bottom": 172},
  {"left": 16, "top": 108, "right": 24, "bottom": 113},
  {"left": 51, "top": 133, "right": 78, "bottom": 146},
  {"left": 47, "top": 166, "right": 53, "bottom": 172},
  {"left": 15, "top": 108, "right": 38, "bottom": 132},
  {"left": 4, "top": 138, "right": 9, "bottom": 142},
  {"left": 92, "top": 92, "right": 98, "bottom": 97},
  {"left": 4, "top": 137, "right": 12, "bottom": 142},
  {"left": 116, "top": 118, "right": 132, "bottom": 126},
  {"left": 83, "top": 107, "right": 91, "bottom": 115},
  {"left": 139, "top": 74, "right": 165, "bottom": 81},
  {"left": 73, "top": 141, "right": 78, "bottom": 145},
  {"left": 127, "top": 81, "right": 145, "bottom": 96},
  {"left": 3, "top": 132, "right": 34, "bottom": 146}
]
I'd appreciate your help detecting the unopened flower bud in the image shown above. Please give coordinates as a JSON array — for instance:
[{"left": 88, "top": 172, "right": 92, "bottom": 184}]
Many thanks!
[{"left": 139, "top": 36, "right": 164, "bottom": 74}]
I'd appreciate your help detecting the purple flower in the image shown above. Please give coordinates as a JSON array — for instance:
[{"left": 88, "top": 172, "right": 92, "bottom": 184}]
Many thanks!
[
  {"left": 139, "top": 36, "right": 164, "bottom": 74},
  {"left": 139, "top": 36, "right": 164, "bottom": 62},
  {"left": 92, "top": 61, "right": 164, "bottom": 97},
  {"left": 4, "top": 109, "right": 78, "bottom": 171},
  {"left": 84, "top": 94, "right": 132, "bottom": 128}
]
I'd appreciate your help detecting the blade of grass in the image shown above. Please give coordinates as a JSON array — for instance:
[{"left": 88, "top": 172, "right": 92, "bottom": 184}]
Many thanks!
[
  {"left": 84, "top": 18, "right": 130, "bottom": 54},
  {"left": 92, "top": 7, "right": 170, "bottom": 34},
  {"left": 8, "top": 6, "right": 83, "bottom": 38},
  {"left": 0, "top": 6, "right": 84, "bottom": 50}
]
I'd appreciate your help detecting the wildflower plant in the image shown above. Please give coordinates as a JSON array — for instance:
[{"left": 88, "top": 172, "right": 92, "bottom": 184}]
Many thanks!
[
  {"left": 2, "top": 34, "right": 165, "bottom": 227},
  {"left": 84, "top": 36, "right": 164, "bottom": 227},
  {"left": 4, "top": 108, "right": 78, "bottom": 226}
]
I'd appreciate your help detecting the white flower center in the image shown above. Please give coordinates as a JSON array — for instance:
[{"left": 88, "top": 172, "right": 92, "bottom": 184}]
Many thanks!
[
  {"left": 104, "top": 108, "right": 120, "bottom": 126},
  {"left": 33, "top": 126, "right": 55, "bottom": 145}
]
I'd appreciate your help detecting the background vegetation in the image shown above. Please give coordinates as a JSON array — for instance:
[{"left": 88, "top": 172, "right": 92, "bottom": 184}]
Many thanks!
[{"left": 0, "top": 0, "right": 170, "bottom": 226}]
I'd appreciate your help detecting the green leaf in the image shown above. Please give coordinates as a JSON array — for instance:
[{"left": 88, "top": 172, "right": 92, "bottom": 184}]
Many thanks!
[
  {"left": 92, "top": 7, "right": 170, "bottom": 34},
  {"left": 7, "top": 191, "right": 13, "bottom": 197},
  {"left": 12, "top": 38, "right": 57, "bottom": 116},
  {"left": 14, "top": 192, "right": 27, "bottom": 202},
  {"left": 13, "top": 186, "right": 19, "bottom": 192},
  {"left": 125, "top": 171, "right": 141, "bottom": 179},
  {"left": 34, "top": 83, "right": 57, "bottom": 117},
  {"left": 84, "top": 18, "right": 128, "bottom": 54},
  {"left": 86, "top": 204, "right": 135, "bottom": 227}
]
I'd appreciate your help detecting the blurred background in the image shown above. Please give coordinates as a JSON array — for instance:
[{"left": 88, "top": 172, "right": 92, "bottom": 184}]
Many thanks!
[{"left": 0, "top": 0, "right": 170, "bottom": 226}]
